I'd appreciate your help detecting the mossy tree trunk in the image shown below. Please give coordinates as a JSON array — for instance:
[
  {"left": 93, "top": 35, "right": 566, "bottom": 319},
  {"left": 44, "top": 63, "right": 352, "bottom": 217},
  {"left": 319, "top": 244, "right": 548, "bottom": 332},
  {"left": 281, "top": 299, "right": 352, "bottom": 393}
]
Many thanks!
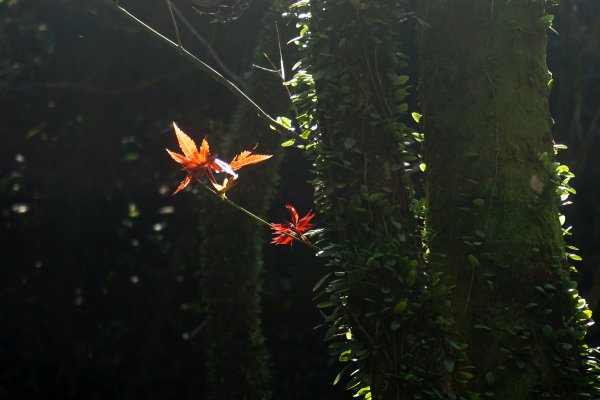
[
  {"left": 294, "top": 1, "right": 454, "bottom": 398},
  {"left": 199, "top": 5, "right": 290, "bottom": 400},
  {"left": 418, "top": 0, "right": 598, "bottom": 398}
]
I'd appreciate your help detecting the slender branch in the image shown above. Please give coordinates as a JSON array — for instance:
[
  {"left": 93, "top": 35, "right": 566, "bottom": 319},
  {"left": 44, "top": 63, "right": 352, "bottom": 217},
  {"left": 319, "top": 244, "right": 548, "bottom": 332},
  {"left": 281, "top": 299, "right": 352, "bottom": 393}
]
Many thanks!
[
  {"left": 169, "top": 1, "right": 245, "bottom": 87},
  {"left": 165, "top": 0, "right": 181, "bottom": 47},
  {"left": 262, "top": 51, "right": 300, "bottom": 121},
  {"left": 100, "top": 0, "right": 291, "bottom": 135},
  {"left": 275, "top": 22, "right": 285, "bottom": 82},
  {"left": 197, "top": 180, "right": 320, "bottom": 250}
]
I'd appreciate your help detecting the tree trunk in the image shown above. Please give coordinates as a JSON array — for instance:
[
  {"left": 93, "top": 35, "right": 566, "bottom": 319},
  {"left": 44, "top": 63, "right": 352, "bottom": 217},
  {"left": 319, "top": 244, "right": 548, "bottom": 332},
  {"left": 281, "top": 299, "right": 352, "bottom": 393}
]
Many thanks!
[
  {"left": 199, "top": 6, "right": 290, "bottom": 400},
  {"left": 418, "top": 0, "right": 598, "bottom": 398},
  {"left": 297, "top": 1, "right": 452, "bottom": 398}
]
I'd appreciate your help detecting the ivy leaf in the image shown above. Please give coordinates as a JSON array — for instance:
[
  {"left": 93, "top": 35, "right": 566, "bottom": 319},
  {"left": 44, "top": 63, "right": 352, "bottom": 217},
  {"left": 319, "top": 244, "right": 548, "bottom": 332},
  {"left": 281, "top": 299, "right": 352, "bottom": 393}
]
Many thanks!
[
  {"left": 538, "top": 14, "right": 554, "bottom": 27},
  {"left": 276, "top": 116, "right": 293, "bottom": 129},
  {"left": 313, "top": 272, "right": 333, "bottom": 292},
  {"left": 394, "top": 75, "right": 409, "bottom": 85},
  {"left": 393, "top": 300, "right": 408, "bottom": 314},
  {"left": 467, "top": 254, "right": 480, "bottom": 267}
]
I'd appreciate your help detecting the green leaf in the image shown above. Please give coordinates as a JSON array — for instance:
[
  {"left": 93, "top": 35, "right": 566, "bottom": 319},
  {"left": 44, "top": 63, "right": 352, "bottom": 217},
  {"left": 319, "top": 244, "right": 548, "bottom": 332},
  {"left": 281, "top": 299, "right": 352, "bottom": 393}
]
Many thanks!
[
  {"left": 472, "top": 198, "right": 485, "bottom": 206},
  {"left": 458, "top": 372, "right": 473, "bottom": 380},
  {"left": 356, "top": 386, "right": 371, "bottom": 396},
  {"left": 393, "top": 88, "right": 408, "bottom": 101},
  {"left": 313, "top": 272, "right": 332, "bottom": 292},
  {"left": 467, "top": 254, "right": 480, "bottom": 267},
  {"left": 390, "top": 320, "right": 401, "bottom": 331},
  {"left": 333, "top": 373, "right": 342, "bottom": 386},
  {"left": 276, "top": 116, "right": 292, "bottom": 129},
  {"left": 317, "top": 301, "right": 335, "bottom": 309},
  {"left": 281, "top": 139, "right": 295, "bottom": 147},
  {"left": 394, "top": 75, "right": 409, "bottom": 85},
  {"left": 538, "top": 14, "right": 554, "bottom": 26},
  {"left": 339, "top": 349, "right": 352, "bottom": 362},
  {"left": 393, "top": 300, "right": 408, "bottom": 314},
  {"left": 406, "top": 270, "right": 416, "bottom": 286},
  {"left": 396, "top": 103, "right": 408, "bottom": 113},
  {"left": 300, "top": 129, "right": 311, "bottom": 140},
  {"left": 411, "top": 112, "right": 422, "bottom": 123}
]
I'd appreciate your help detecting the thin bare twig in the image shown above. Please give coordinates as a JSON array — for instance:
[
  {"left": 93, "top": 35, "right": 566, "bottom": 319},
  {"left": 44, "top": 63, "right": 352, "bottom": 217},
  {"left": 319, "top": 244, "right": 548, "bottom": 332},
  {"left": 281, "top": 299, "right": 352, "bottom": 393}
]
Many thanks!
[
  {"left": 275, "top": 21, "right": 285, "bottom": 82},
  {"left": 169, "top": 1, "right": 245, "bottom": 87},
  {"left": 262, "top": 50, "right": 299, "bottom": 121},
  {"left": 165, "top": 0, "right": 182, "bottom": 47},
  {"left": 100, "top": 0, "right": 291, "bottom": 135}
]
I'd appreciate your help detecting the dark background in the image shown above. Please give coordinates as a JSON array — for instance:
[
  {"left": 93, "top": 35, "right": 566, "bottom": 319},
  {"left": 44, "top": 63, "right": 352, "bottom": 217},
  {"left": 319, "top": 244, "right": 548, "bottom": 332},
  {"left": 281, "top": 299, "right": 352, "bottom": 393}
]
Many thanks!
[{"left": 0, "top": 1, "right": 598, "bottom": 399}]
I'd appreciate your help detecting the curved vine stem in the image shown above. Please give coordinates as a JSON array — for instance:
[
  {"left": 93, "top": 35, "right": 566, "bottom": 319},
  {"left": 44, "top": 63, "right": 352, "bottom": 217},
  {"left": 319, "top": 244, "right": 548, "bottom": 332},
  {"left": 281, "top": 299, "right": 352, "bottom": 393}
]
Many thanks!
[{"left": 100, "top": 0, "right": 292, "bottom": 135}]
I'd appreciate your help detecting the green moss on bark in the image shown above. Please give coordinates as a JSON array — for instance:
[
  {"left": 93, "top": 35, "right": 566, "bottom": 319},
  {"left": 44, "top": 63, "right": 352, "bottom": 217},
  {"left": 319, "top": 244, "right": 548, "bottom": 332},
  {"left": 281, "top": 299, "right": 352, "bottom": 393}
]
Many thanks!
[
  {"left": 295, "top": 1, "right": 455, "bottom": 398},
  {"left": 418, "top": 0, "right": 598, "bottom": 397}
]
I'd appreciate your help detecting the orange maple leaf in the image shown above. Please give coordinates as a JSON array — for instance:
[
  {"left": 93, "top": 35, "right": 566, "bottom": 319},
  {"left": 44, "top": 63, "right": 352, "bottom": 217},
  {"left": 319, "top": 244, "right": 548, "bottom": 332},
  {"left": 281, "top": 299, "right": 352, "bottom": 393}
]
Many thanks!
[
  {"left": 166, "top": 122, "right": 222, "bottom": 195},
  {"left": 229, "top": 146, "right": 273, "bottom": 171},
  {"left": 167, "top": 123, "right": 273, "bottom": 195}
]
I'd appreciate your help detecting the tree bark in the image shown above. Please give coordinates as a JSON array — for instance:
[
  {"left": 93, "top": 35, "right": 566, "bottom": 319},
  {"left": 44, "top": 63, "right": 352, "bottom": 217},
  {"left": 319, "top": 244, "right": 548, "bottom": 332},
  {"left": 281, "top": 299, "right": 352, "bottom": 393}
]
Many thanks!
[{"left": 418, "top": 0, "right": 597, "bottom": 397}]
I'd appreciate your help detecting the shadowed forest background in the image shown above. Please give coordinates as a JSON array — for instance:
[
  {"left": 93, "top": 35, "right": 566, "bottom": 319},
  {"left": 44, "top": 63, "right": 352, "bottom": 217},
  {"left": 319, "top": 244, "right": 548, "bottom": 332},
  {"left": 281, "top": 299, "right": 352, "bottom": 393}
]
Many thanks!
[{"left": 0, "top": 0, "right": 599, "bottom": 399}]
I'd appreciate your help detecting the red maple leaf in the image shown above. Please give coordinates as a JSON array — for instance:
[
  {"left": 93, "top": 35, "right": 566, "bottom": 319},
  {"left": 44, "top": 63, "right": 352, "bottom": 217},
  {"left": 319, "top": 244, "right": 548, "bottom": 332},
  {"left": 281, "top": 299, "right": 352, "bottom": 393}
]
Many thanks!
[{"left": 271, "top": 204, "right": 316, "bottom": 246}]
